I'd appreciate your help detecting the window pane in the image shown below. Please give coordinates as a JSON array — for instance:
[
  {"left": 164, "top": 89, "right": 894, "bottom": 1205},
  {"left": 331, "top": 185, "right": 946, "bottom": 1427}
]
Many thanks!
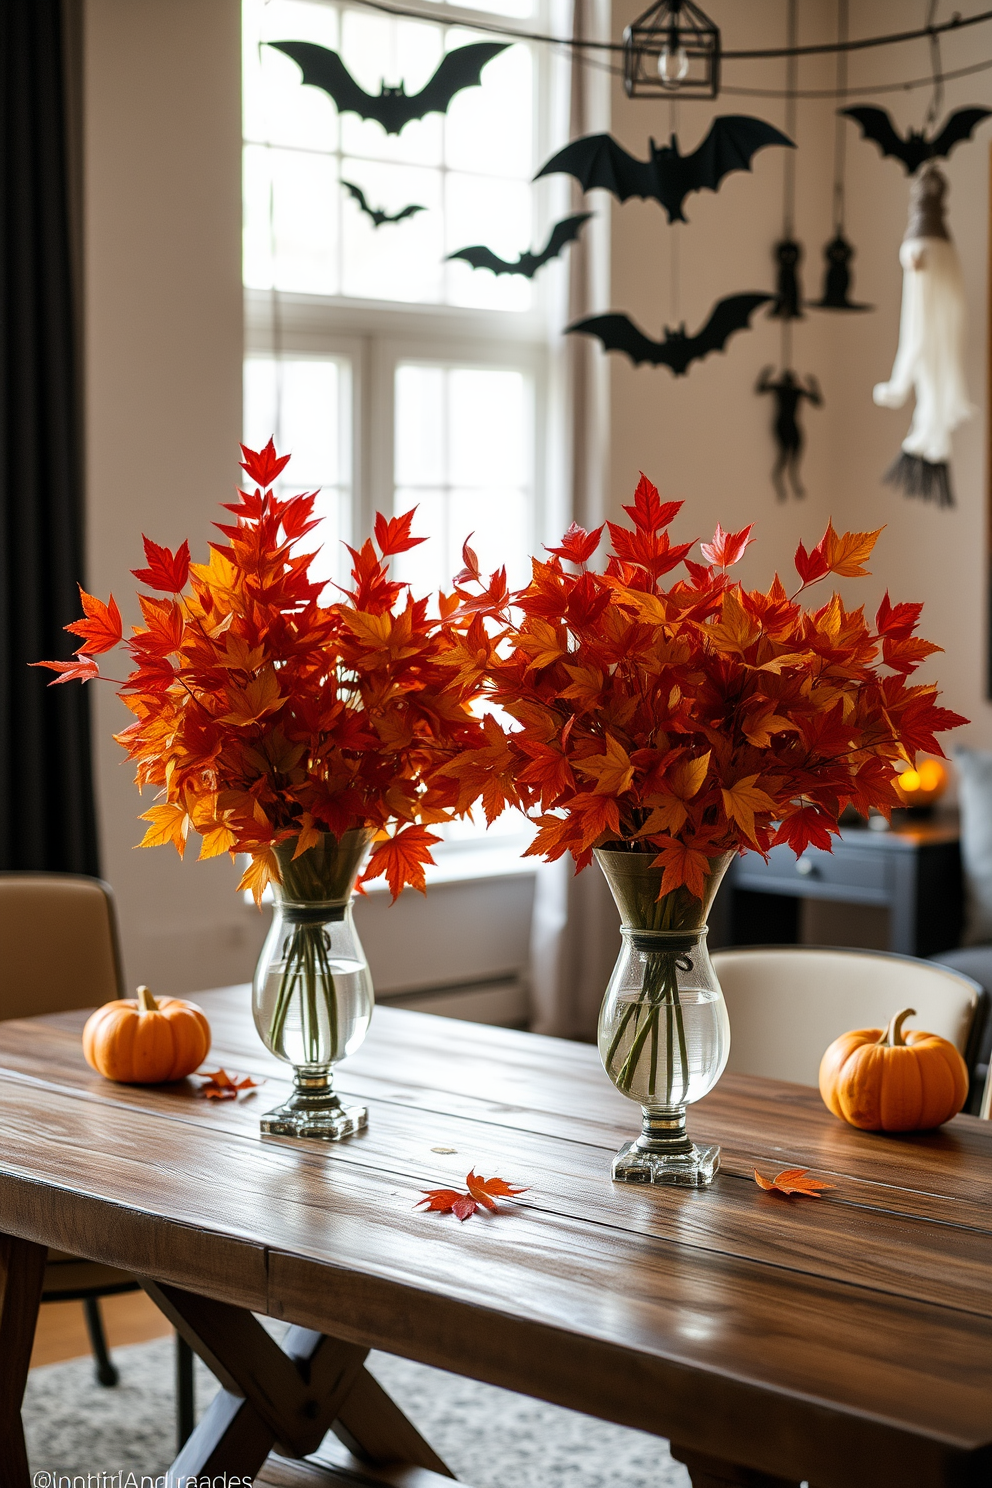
[
  {"left": 243, "top": 1, "right": 538, "bottom": 309},
  {"left": 394, "top": 362, "right": 532, "bottom": 594},
  {"left": 340, "top": 161, "right": 444, "bottom": 302},
  {"left": 244, "top": 356, "right": 353, "bottom": 589},
  {"left": 244, "top": 144, "right": 340, "bottom": 295}
]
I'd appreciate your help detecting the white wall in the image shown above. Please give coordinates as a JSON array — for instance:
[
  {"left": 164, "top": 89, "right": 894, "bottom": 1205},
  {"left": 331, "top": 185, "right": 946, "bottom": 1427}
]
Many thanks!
[{"left": 84, "top": 0, "right": 267, "bottom": 994}]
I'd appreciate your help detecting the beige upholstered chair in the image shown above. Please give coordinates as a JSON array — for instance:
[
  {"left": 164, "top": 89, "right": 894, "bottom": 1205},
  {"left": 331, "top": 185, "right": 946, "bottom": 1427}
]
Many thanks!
[
  {"left": 711, "top": 946, "right": 984, "bottom": 1094},
  {"left": 0, "top": 872, "right": 194, "bottom": 1443}
]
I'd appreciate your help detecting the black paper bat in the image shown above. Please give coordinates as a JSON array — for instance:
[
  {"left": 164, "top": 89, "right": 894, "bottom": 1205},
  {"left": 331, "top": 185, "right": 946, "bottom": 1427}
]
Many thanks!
[
  {"left": 342, "top": 180, "right": 425, "bottom": 229},
  {"left": 567, "top": 293, "right": 774, "bottom": 376},
  {"left": 448, "top": 213, "right": 592, "bottom": 279},
  {"left": 535, "top": 117, "right": 793, "bottom": 224},
  {"left": 270, "top": 40, "right": 508, "bottom": 136},
  {"left": 841, "top": 106, "right": 992, "bottom": 175}
]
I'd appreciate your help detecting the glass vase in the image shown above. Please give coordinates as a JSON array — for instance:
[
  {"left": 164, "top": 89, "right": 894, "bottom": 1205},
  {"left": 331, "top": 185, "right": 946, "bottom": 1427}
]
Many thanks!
[
  {"left": 595, "top": 848, "right": 734, "bottom": 1187},
  {"left": 253, "top": 828, "right": 374, "bottom": 1141}
]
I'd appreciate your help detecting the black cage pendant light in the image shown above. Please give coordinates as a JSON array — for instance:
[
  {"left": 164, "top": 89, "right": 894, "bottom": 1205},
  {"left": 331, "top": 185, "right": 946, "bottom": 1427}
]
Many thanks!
[{"left": 623, "top": 0, "right": 721, "bottom": 99}]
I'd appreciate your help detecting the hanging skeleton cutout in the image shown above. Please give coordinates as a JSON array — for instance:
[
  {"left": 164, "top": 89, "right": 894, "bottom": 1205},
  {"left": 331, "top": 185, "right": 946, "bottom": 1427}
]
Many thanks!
[
  {"left": 812, "top": 0, "right": 871, "bottom": 312},
  {"left": 854, "top": 2, "right": 980, "bottom": 505},
  {"left": 758, "top": 0, "right": 822, "bottom": 498},
  {"left": 757, "top": 366, "right": 823, "bottom": 500}
]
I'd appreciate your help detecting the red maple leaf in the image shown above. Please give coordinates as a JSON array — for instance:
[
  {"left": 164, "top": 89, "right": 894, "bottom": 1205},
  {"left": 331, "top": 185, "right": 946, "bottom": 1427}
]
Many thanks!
[
  {"left": 793, "top": 538, "right": 830, "bottom": 587},
  {"left": 417, "top": 1169, "right": 528, "bottom": 1221},
  {"left": 31, "top": 656, "right": 101, "bottom": 684},
  {"left": 132, "top": 536, "right": 191, "bottom": 592},
  {"left": 64, "top": 588, "right": 123, "bottom": 655},
  {"left": 875, "top": 591, "right": 923, "bottom": 640},
  {"left": 240, "top": 438, "right": 291, "bottom": 490},
  {"left": 374, "top": 508, "right": 427, "bottom": 556},
  {"left": 622, "top": 473, "right": 682, "bottom": 533},
  {"left": 546, "top": 522, "right": 605, "bottom": 565}
]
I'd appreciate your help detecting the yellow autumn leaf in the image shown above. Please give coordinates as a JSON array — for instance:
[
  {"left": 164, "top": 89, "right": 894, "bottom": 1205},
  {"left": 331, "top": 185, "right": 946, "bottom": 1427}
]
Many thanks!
[
  {"left": 721, "top": 775, "right": 778, "bottom": 844},
  {"left": 198, "top": 823, "right": 238, "bottom": 860},
  {"left": 139, "top": 802, "right": 189, "bottom": 857},
  {"left": 219, "top": 667, "right": 285, "bottom": 727},
  {"left": 574, "top": 735, "right": 635, "bottom": 796},
  {"left": 669, "top": 751, "right": 711, "bottom": 800},
  {"left": 237, "top": 849, "right": 279, "bottom": 906}
]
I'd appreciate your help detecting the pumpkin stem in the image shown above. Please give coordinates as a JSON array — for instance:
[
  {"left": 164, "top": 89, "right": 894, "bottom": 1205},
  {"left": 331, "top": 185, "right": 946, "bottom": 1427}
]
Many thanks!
[
  {"left": 878, "top": 1007, "right": 916, "bottom": 1048},
  {"left": 137, "top": 985, "right": 159, "bottom": 1013}
]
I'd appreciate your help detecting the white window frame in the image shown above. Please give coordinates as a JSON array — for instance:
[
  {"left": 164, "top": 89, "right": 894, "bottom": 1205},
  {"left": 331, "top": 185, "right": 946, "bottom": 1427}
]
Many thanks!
[{"left": 244, "top": 0, "right": 574, "bottom": 876}]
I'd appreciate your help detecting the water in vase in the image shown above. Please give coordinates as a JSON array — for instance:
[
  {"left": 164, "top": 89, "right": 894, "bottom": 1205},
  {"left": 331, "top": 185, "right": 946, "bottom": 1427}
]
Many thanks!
[{"left": 600, "top": 985, "right": 730, "bottom": 1107}]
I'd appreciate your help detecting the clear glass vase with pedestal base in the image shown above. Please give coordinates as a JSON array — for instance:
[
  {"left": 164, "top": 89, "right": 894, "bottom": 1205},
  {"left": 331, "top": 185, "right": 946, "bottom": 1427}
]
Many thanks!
[
  {"left": 595, "top": 848, "right": 732, "bottom": 1187},
  {"left": 252, "top": 828, "right": 374, "bottom": 1141}
]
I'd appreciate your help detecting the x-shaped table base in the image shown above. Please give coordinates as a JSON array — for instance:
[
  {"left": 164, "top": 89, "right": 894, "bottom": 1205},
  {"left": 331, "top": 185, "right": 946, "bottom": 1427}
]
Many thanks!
[{"left": 3, "top": 1233, "right": 808, "bottom": 1488}]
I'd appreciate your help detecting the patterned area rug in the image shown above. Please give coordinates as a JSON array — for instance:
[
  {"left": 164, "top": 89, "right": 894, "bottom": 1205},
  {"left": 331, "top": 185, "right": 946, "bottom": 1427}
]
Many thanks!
[{"left": 24, "top": 1333, "right": 690, "bottom": 1488}]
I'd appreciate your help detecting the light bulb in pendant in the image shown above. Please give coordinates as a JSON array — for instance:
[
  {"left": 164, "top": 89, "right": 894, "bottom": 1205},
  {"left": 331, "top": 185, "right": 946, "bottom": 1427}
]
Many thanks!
[{"left": 657, "top": 41, "right": 689, "bottom": 85}]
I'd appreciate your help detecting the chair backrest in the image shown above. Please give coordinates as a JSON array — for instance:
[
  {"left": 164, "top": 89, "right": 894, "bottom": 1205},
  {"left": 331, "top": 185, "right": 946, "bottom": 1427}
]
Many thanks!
[
  {"left": 0, "top": 872, "right": 125, "bottom": 1020},
  {"left": 711, "top": 946, "right": 981, "bottom": 1089}
]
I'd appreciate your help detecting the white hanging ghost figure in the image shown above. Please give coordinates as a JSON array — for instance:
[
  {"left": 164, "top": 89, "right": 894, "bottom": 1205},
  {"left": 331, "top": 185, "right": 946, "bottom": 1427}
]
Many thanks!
[{"left": 873, "top": 164, "right": 972, "bottom": 506}]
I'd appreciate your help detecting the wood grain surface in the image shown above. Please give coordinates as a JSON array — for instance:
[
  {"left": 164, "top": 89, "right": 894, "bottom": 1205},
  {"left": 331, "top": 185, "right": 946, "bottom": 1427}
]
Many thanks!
[{"left": 2, "top": 988, "right": 990, "bottom": 1488}]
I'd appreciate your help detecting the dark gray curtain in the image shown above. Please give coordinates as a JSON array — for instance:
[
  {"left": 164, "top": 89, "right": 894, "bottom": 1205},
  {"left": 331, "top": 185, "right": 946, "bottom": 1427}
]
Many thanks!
[{"left": 0, "top": 0, "right": 99, "bottom": 873}]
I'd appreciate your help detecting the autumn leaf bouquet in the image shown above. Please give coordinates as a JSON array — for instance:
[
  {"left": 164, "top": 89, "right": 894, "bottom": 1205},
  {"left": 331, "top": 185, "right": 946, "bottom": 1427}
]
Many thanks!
[
  {"left": 445, "top": 475, "right": 964, "bottom": 1180},
  {"left": 36, "top": 441, "right": 488, "bottom": 1137}
]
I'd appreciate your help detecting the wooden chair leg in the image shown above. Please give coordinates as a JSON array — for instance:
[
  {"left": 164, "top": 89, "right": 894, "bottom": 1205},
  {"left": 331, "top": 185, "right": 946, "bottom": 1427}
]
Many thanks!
[
  {"left": 83, "top": 1294, "right": 119, "bottom": 1386},
  {"left": 0, "top": 1231, "right": 47, "bottom": 1488},
  {"left": 176, "top": 1331, "right": 196, "bottom": 1450},
  {"left": 670, "top": 1443, "right": 802, "bottom": 1488}
]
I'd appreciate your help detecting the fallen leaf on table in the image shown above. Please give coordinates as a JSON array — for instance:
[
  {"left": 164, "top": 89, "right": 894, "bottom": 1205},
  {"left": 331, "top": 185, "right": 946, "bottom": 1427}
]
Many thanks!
[
  {"left": 195, "top": 1068, "right": 264, "bottom": 1101},
  {"left": 431, "top": 1146, "right": 457, "bottom": 1154},
  {"left": 417, "top": 1169, "right": 528, "bottom": 1222},
  {"left": 753, "top": 1166, "right": 834, "bottom": 1198}
]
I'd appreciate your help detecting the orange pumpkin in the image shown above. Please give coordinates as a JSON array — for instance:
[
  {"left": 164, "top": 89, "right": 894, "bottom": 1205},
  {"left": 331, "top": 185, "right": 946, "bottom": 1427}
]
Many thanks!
[
  {"left": 83, "top": 985, "right": 211, "bottom": 1084},
  {"left": 818, "top": 1007, "right": 968, "bottom": 1132}
]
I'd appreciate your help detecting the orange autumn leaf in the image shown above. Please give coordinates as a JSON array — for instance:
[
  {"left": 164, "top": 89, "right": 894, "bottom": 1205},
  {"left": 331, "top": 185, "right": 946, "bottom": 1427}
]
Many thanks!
[
  {"left": 365, "top": 824, "right": 442, "bottom": 900},
  {"left": 753, "top": 1167, "right": 835, "bottom": 1197},
  {"left": 65, "top": 588, "right": 123, "bottom": 656},
  {"left": 196, "top": 1068, "right": 263, "bottom": 1100},
  {"left": 417, "top": 1169, "right": 528, "bottom": 1222},
  {"left": 818, "top": 521, "right": 882, "bottom": 579}
]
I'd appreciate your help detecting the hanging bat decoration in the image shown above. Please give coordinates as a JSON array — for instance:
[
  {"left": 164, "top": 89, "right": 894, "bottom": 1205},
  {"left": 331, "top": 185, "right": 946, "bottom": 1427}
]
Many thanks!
[
  {"left": 536, "top": 117, "right": 794, "bottom": 224},
  {"left": 756, "top": 367, "right": 823, "bottom": 501},
  {"left": 810, "top": 233, "right": 872, "bottom": 311},
  {"left": 841, "top": 106, "right": 992, "bottom": 175},
  {"left": 873, "top": 165, "right": 972, "bottom": 507},
  {"left": 342, "top": 181, "right": 425, "bottom": 229},
  {"left": 567, "top": 293, "right": 773, "bottom": 376},
  {"left": 270, "top": 40, "right": 509, "bottom": 136},
  {"left": 448, "top": 213, "right": 592, "bottom": 279},
  {"left": 768, "top": 238, "right": 804, "bottom": 320}
]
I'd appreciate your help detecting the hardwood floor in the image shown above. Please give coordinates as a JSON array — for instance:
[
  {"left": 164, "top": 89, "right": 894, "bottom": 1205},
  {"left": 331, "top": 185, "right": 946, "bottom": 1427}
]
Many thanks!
[{"left": 30, "top": 1289, "right": 171, "bottom": 1369}]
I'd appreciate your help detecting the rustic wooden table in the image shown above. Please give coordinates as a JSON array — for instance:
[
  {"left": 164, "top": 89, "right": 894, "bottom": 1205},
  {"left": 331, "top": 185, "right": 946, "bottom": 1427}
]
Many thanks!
[{"left": 1, "top": 987, "right": 990, "bottom": 1488}]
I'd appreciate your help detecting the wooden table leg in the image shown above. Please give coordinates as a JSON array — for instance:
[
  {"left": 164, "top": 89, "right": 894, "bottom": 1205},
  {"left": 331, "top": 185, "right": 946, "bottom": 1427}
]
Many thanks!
[
  {"left": 143, "top": 1279, "right": 455, "bottom": 1486},
  {"left": 0, "top": 1232, "right": 47, "bottom": 1488},
  {"left": 670, "top": 1443, "right": 803, "bottom": 1488}
]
